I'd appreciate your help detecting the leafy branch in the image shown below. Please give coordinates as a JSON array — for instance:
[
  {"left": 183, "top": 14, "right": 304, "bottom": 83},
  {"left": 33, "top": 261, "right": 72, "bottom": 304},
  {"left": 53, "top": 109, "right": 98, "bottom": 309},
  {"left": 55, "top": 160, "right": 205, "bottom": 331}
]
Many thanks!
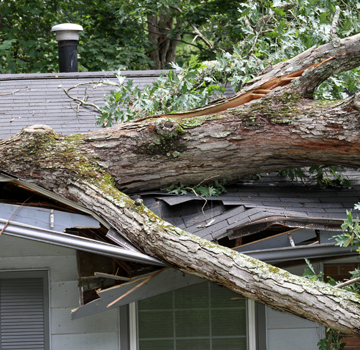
[
  {"left": 164, "top": 178, "right": 227, "bottom": 198},
  {"left": 278, "top": 166, "right": 353, "bottom": 189}
]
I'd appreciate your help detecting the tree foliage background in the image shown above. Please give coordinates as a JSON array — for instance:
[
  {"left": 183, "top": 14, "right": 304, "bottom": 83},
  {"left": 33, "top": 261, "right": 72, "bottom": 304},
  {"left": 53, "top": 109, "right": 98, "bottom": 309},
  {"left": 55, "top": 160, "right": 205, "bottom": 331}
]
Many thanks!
[{"left": 1, "top": 0, "right": 360, "bottom": 79}]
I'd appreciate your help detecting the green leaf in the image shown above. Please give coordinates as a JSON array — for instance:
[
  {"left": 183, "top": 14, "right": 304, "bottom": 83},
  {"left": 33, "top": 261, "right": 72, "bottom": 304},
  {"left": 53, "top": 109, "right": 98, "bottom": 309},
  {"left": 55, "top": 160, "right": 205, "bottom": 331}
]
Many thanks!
[{"left": 332, "top": 233, "right": 353, "bottom": 248}]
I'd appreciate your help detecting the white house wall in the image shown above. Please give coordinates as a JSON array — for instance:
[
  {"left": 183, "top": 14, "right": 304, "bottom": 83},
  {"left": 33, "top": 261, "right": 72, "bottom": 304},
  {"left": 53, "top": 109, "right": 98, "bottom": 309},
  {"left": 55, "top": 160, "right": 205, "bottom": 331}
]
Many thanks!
[
  {"left": 266, "top": 263, "right": 323, "bottom": 350},
  {"left": 0, "top": 234, "right": 120, "bottom": 350},
  {"left": 266, "top": 308, "right": 323, "bottom": 350}
]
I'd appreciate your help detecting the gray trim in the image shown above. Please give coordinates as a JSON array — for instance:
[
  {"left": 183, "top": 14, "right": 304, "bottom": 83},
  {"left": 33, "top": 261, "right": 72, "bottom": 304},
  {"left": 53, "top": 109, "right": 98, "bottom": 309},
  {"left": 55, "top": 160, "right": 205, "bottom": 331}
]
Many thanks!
[
  {"left": 0, "top": 172, "right": 140, "bottom": 250},
  {"left": 106, "top": 228, "right": 140, "bottom": 253},
  {"left": 0, "top": 270, "right": 50, "bottom": 350},
  {"left": 0, "top": 218, "right": 164, "bottom": 266},
  {"left": 120, "top": 305, "right": 130, "bottom": 350},
  {"left": 0, "top": 70, "right": 171, "bottom": 81},
  {"left": 229, "top": 217, "right": 345, "bottom": 239},
  {"left": 17, "top": 178, "right": 110, "bottom": 229},
  {"left": 241, "top": 243, "right": 357, "bottom": 264},
  {"left": 0, "top": 172, "right": 110, "bottom": 229},
  {"left": 255, "top": 303, "right": 267, "bottom": 350},
  {"left": 235, "top": 228, "right": 316, "bottom": 252},
  {"left": 0, "top": 202, "right": 100, "bottom": 232}
]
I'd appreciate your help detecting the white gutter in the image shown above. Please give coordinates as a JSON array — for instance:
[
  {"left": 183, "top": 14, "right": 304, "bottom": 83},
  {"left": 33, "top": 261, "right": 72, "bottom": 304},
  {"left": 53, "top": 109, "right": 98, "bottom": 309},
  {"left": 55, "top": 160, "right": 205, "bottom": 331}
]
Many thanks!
[{"left": 0, "top": 219, "right": 165, "bottom": 266}]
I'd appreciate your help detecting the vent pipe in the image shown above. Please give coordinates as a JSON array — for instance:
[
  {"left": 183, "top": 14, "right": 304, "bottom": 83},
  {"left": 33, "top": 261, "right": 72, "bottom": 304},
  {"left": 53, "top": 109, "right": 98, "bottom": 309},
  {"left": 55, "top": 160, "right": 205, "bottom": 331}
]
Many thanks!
[{"left": 51, "top": 23, "right": 83, "bottom": 72}]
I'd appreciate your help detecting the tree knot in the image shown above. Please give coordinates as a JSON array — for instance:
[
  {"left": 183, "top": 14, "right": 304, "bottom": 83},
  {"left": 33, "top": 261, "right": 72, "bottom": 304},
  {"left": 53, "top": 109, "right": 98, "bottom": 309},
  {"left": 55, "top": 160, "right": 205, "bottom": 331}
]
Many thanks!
[
  {"left": 352, "top": 93, "right": 360, "bottom": 111},
  {"left": 22, "top": 125, "right": 54, "bottom": 134},
  {"left": 154, "top": 118, "right": 184, "bottom": 139},
  {"left": 134, "top": 198, "right": 143, "bottom": 206}
]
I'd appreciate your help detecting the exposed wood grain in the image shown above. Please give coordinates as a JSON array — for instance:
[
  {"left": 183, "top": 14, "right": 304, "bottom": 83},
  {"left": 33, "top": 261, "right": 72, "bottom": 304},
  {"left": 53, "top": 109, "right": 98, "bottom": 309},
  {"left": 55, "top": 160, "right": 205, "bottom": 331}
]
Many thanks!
[{"left": 135, "top": 57, "right": 334, "bottom": 122}]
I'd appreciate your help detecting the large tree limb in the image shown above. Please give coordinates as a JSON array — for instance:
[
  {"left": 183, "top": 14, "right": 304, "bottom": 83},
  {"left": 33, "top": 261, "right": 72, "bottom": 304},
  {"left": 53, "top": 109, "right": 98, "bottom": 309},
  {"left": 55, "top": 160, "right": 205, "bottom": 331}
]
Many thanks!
[
  {"left": 2, "top": 34, "right": 360, "bottom": 335},
  {"left": 1, "top": 125, "right": 360, "bottom": 335}
]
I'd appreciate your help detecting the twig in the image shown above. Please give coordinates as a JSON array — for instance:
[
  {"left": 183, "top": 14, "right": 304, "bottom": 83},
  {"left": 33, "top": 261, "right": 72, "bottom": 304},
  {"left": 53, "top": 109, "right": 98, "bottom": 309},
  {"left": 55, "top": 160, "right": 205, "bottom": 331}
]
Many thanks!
[
  {"left": 171, "top": 5, "right": 214, "bottom": 50},
  {"left": 246, "top": 15, "right": 273, "bottom": 59},
  {"left": 62, "top": 87, "right": 102, "bottom": 113},
  {"left": 0, "top": 196, "right": 33, "bottom": 236},
  {"left": 0, "top": 89, "right": 20, "bottom": 96},
  {"left": 60, "top": 81, "right": 114, "bottom": 114},
  {"left": 184, "top": 174, "right": 220, "bottom": 214},
  {"left": 335, "top": 277, "right": 360, "bottom": 289},
  {"left": 330, "top": 6, "right": 341, "bottom": 48}
]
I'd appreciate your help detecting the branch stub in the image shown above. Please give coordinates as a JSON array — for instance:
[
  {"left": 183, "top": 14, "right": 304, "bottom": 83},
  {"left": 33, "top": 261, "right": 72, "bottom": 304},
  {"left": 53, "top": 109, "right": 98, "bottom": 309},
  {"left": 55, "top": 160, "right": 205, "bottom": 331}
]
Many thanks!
[{"left": 154, "top": 118, "right": 184, "bottom": 139}]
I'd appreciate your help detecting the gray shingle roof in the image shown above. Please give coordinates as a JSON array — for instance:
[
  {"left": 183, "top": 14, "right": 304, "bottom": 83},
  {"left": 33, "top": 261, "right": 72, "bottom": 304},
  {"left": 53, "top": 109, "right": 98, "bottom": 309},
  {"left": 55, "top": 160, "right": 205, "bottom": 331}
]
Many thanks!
[
  {"left": 138, "top": 170, "right": 360, "bottom": 242},
  {"left": 0, "top": 70, "right": 167, "bottom": 139}
]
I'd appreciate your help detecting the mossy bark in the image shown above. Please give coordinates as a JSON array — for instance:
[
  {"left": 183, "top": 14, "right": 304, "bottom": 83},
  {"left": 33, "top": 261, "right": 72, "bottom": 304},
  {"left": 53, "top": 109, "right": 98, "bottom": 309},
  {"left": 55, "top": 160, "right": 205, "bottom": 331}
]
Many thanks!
[{"left": 8, "top": 92, "right": 358, "bottom": 193}]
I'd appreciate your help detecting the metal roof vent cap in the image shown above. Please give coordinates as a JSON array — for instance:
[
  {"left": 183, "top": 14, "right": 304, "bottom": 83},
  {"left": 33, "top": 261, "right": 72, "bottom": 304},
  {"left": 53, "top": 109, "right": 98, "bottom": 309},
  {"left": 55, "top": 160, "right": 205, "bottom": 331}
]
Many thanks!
[{"left": 51, "top": 23, "right": 83, "bottom": 73}]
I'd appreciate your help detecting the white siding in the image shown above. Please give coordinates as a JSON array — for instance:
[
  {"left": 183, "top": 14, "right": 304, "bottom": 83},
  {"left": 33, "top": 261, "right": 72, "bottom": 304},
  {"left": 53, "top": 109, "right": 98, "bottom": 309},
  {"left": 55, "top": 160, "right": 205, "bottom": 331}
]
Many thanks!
[
  {"left": 266, "top": 308, "right": 323, "bottom": 350},
  {"left": 0, "top": 234, "right": 120, "bottom": 350},
  {"left": 266, "top": 263, "right": 323, "bottom": 350}
]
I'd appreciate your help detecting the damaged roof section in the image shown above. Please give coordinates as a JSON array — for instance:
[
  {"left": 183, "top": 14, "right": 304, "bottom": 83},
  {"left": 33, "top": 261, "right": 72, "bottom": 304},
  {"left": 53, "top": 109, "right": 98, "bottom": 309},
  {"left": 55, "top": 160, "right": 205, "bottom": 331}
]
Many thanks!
[
  {"left": 136, "top": 169, "right": 360, "bottom": 263},
  {"left": 73, "top": 170, "right": 360, "bottom": 320},
  {"left": 0, "top": 171, "right": 163, "bottom": 267},
  {"left": 139, "top": 170, "right": 360, "bottom": 240}
]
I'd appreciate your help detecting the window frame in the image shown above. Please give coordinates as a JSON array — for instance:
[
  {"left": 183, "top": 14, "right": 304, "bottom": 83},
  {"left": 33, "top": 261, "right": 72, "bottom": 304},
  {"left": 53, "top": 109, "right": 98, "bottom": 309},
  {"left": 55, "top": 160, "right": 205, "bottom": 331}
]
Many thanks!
[
  {"left": 128, "top": 291, "right": 259, "bottom": 350},
  {"left": 0, "top": 269, "right": 50, "bottom": 350}
]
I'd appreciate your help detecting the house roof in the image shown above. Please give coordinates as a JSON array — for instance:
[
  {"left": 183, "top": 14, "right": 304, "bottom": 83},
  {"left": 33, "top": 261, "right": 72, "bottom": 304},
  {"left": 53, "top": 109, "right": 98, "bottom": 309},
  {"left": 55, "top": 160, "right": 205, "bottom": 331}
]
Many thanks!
[
  {"left": 136, "top": 169, "right": 360, "bottom": 264},
  {"left": 138, "top": 170, "right": 360, "bottom": 241},
  {"left": 0, "top": 70, "right": 167, "bottom": 138}
]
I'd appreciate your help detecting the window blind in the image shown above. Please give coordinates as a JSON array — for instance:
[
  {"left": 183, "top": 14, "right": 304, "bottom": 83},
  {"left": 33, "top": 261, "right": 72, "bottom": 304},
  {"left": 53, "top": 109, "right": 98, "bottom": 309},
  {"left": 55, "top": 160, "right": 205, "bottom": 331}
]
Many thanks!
[{"left": 0, "top": 272, "right": 48, "bottom": 350}]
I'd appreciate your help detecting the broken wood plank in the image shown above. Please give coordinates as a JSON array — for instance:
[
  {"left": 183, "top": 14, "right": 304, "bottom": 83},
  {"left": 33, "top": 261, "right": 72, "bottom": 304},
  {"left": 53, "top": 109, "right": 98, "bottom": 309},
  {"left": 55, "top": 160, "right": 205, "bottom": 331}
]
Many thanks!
[
  {"left": 71, "top": 268, "right": 205, "bottom": 320},
  {"left": 107, "top": 269, "right": 165, "bottom": 307},
  {"left": 94, "top": 272, "right": 130, "bottom": 281}
]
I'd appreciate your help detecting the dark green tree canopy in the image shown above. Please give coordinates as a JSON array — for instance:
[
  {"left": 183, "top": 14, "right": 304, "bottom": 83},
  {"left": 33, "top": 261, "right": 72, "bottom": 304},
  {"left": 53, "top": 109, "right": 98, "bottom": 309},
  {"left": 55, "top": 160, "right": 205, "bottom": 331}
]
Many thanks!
[{"left": 2, "top": 0, "right": 360, "bottom": 72}]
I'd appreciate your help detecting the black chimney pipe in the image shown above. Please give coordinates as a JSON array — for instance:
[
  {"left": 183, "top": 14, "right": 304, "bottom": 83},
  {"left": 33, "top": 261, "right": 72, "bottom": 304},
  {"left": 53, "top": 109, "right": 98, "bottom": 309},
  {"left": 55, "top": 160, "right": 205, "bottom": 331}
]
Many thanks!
[{"left": 51, "top": 24, "right": 83, "bottom": 73}]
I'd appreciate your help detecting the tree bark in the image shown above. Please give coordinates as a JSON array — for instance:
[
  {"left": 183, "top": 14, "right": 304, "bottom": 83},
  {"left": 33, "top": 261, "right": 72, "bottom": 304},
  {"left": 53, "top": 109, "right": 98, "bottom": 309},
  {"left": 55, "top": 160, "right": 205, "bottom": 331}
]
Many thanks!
[
  {"left": 2, "top": 34, "right": 360, "bottom": 335},
  {"left": 147, "top": 8, "right": 181, "bottom": 69}
]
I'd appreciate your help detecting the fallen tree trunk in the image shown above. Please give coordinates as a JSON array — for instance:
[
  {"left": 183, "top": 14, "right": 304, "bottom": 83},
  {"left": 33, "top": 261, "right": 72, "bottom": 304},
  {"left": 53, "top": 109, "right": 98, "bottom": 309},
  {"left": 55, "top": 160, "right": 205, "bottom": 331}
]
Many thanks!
[{"left": 2, "top": 34, "right": 360, "bottom": 335}]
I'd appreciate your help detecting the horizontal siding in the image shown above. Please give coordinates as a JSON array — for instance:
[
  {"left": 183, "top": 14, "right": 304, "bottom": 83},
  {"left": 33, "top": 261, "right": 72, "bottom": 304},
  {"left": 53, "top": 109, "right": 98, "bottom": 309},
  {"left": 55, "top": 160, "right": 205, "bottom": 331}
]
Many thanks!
[
  {"left": 50, "top": 281, "right": 80, "bottom": 308},
  {"left": 267, "top": 307, "right": 320, "bottom": 329},
  {"left": 51, "top": 307, "right": 119, "bottom": 334},
  {"left": 267, "top": 328, "right": 321, "bottom": 350},
  {"left": 0, "top": 255, "right": 78, "bottom": 282},
  {"left": 52, "top": 333, "right": 120, "bottom": 350}
]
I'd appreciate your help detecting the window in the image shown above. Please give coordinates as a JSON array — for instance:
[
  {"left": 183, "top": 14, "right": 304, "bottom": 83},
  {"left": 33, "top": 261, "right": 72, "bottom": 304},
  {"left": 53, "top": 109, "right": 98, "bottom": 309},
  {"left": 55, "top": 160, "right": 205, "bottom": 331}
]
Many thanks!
[
  {"left": 134, "top": 282, "right": 249, "bottom": 350},
  {"left": 0, "top": 270, "right": 49, "bottom": 350}
]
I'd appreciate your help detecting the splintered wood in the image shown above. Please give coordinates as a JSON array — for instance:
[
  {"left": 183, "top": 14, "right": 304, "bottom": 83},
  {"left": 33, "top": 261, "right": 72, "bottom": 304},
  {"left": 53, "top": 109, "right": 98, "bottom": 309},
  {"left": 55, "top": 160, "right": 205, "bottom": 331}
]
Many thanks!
[{"left": 136, "top": 57, "right": 333, "bottom": 122}]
